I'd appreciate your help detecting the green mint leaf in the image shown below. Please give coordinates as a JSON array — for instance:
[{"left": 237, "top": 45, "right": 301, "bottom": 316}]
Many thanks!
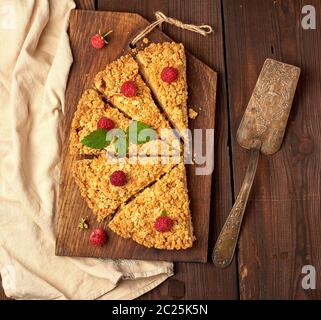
[
  {"left": 128, "top": 121, "right": 157, "bottom": 145},
  {"left": 160, "top": 210, "right": 168, "bottom": 216},
  {"left": 80, "top": 129, "right": 110, "bottom": 149}
]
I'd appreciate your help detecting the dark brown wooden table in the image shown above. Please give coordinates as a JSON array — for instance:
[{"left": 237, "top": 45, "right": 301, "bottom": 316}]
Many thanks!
[{"left": 1, "top": 0, "right": 320, "bottom": 300}]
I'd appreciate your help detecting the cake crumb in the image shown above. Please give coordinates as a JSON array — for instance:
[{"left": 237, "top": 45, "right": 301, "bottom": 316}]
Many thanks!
[
  {"left": 188, "top": 108, "right": 198, "bottom": 119},
  {"left": 131, "top": 48, "right": 137, "bottom": 53},
  {"left": 143, "top": 37, "right": 150, "bottom": 44}
]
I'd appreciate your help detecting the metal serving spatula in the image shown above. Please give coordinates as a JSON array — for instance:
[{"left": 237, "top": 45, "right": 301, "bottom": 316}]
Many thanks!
[{"left": 212, "top": 58, "right": 300, "bottom": 268}]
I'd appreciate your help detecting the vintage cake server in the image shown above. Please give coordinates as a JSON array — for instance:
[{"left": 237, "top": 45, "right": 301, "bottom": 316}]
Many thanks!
[{"left": 213, "top": 58, "right": 300, "bottom": 268}]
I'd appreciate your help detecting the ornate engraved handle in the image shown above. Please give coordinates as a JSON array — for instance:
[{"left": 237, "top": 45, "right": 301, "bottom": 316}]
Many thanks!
[{"left": 212, "top": 149, "right": 260, "bottom": 268}]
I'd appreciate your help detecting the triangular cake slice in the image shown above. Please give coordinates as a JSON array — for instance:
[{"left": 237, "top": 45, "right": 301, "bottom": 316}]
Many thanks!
[
  {"left": 72, "top": 155, "right": 178, "bottom": 221},
  {"left": 70, "top": 89, "right": 130, "bottom": 155},
  {"left": 108, "top": 163, "right": 195, "bottom": 250},
  {"left": 94, "top": 55, "right": 180, "bottom": 150},
  {"left": 70, "top": 89, "right": 179, "bottom": 157},
  {"left": 136, "top": 42, "right": 188, "bottom": 136}
]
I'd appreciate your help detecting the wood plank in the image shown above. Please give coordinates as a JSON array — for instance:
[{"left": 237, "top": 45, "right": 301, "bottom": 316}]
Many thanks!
[
  {"left": 99, "top": 0, "right": 239, "bottom": 299},
  {"left": 75, "top": 0, "right": 95, "bottom": 10},
  {"left": 56, "top": 9, "right": 216, "bottom": 263},
  {"left": 224, "top": 0, "right": 321, "bottom": 299}
]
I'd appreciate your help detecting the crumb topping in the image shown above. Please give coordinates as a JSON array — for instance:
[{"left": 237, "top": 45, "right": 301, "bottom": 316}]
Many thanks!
[
  {"left": 94, "top": 55, "right": 171, "bottom": 133},
  {"left": 72, "top": 156, "right": 176, "bottom": 221},
  {"left": 136, "top": 42, "right": 188, "bottom": 134},
  {"left": 70, "top": 43, "right": 195, "bottom": 250},
  {"left": 109, "top": 163, "right": 195, "bottom": 249},
  {"left": 69, "top": 89, "right": 179, "bottom": 157},
  {"left": 69, "top": 89, "right": 130, "bottom": 155}
]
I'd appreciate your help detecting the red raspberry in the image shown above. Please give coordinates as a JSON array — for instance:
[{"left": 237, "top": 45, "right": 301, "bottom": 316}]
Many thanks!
[
  {"left": 89, "top": 228, "right": 107, "bottom": 246},
  {"left": 110, "top": 170, "right": 127, "bottom": 186},
  {"left": 121, "top": 81, "right": 137, "bottom": 98},
  {"left": 90, "top": 30, "right": 112, "bottom": 49},
  {"left": 160, "top": 67, "right": 178, "bottom": 83},
  {"left": 91, "top": 34, "right": 106, "bottom": 49},
  {"left": 154, "top": 216, "right": 173, "bottom": 232},
  {"left": 97, "top": 117, "right": 115, "bottom": 131}
]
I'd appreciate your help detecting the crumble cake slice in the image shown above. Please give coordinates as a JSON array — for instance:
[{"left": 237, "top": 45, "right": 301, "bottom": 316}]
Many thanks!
[
  {"left": 94, "top": 55, "right": 180, "bottom": 148},
  {"left": 108, "top": 163, "right": 195, "bottom": 250},
  {"left": 136, "top": 42, "right": 188, "bottom": 136},
  {"left": 70, "top": 89, "right": 130, "bottom": 155},
  {"left": 70, "top": 89, "right": 179, "bottom": 157},
  {"left": 72, "top": 155, "right": 178, "bottom": 221}
]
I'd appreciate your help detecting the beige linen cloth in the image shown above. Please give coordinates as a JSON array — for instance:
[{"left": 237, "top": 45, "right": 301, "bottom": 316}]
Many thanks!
[{"left": 0, "top": 0, "right": 173, "bottom": 300}]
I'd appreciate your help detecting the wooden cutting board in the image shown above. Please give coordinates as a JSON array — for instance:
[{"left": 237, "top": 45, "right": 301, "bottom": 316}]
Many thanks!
[{"left": 55, "top": 9, "right": 217, "bottom": 262}]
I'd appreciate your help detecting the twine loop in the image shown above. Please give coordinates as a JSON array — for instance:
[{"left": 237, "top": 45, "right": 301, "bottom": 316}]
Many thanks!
[{"left": 131, "top": 11, "right": 213, "bottom": 46}]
